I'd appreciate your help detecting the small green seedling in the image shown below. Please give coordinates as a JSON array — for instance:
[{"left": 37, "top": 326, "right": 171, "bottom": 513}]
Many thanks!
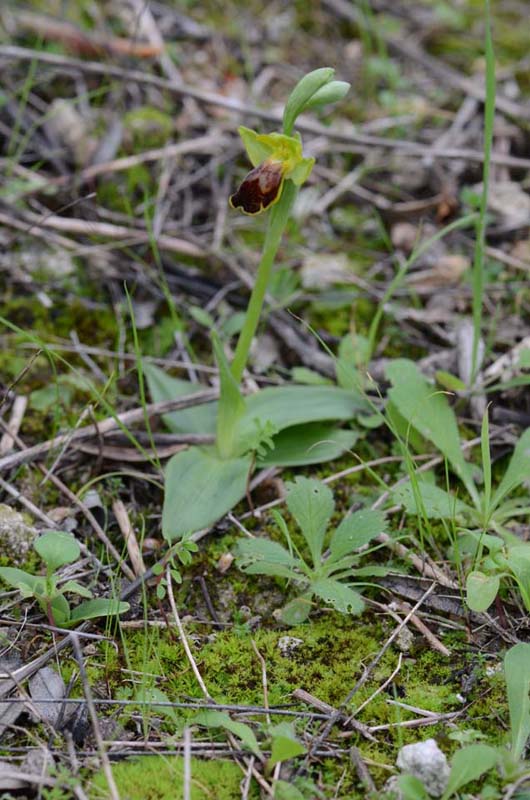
[
  {"left": 236, "top": 477, "right": 387, "bottom": 624},
  {"left": 0, "top": 530, "right": 129, "bottom": 626},
  {"left": 150, "top": 533, "right": 198, "bottom": 600},
  {"left": 385, "top": 359, "right": 530, "bottom": 612}
]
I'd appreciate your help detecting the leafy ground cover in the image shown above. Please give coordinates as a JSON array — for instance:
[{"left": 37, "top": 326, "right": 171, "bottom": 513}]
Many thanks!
[{"left": 1, "top": 0, "right": 530, "bottom": 797}]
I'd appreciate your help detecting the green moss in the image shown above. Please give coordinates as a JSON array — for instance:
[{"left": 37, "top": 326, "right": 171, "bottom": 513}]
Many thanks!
[{"left": 89, "top": 756, "right": 258, "bottom": 799}]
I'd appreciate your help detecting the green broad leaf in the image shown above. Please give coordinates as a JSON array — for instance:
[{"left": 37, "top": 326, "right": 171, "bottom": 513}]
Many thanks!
[
  {"left": 393, "top": 481, "right": 472, "bottom": 520},
  {"left": 135, "top": 686, "right": 178, "bottom": 723},
  {"left": 291, "top": 367, "right": 332, "bottom": 385},
  {"left": 273, "top": 781, "right": 306, "bottom": 800},
  {"left": 212, "top": 332, "right": 246, "bottom": 459},
  {"left": 386, "top": 360, "right": 477, "bottom": 503},
  {"left": 283, "top": 68, "right": 335, "bottom": 135},
  {"left": 69, "top": 598, "right": 130, "bottom": 623},
  {"left": 162, "top": 446, "right": 252, "bottom": 540},
  {"left": 465, "top": 571, "right": 500, "bottom": 612},
  {"left": 329, "top": 509, "right": 385, "bottom": 561},
  {"left": 0, "top": 567, "right": 42, "bottom": 594},
  {"left": 268, "top": 723, "right": 306, "bottom": 766},
  {"left": 35, "top": 531, "right": 80, "bottom": 571},
  {"left": 286, "top": 477, "right": 334, "bottom": 566},
  {"left": 238, "top": 385, "right": 366, "bottom": 448},
  {"left": 441, "top": 744, "right": 498, "bottom": 800},
  {"left": 505, "top": 545, "right": 530, "bottom": 613},
  {"left": 258, "top": 424, "right": 357, "bottom": 467},
  {"left": 491, "top": 428, "right": 530, "bottom": 512},
  {"left": 310, "top": 578, "right": 364, "bottom": 615},
  {"left": 49, "top": 593, "right": 71, "bottom": 625},
  {"left": 192, "top": 710, "right": 262, "bottom": 758},
  {"left": 236, "top": 538, "right": 300, "bottom": 579},
  {"left": 397, "top": 775, "right": 429, "bottom": 800},
  {"left": 280, "top": 596, "right": 313, "bottom": 625},
  {"left": 435, "top": 371, "right": 467, "bottom": 393},
  {"left": 60, "top": 580, "right": 93, "bottom": 599},
  {"left": 504, "top": 642, "right": 530, "bottom": 761},
  {"left": 144, "top": 363, "right": 217, "bottom": 435}
]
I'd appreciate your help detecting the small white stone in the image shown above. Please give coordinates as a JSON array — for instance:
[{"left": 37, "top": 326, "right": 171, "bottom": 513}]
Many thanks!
[
  {"left": 396, "top": 738, "right": 450, "bottom": 797},
  {"left": 278, "top": 636, "right": 303, "bottom": 658}
]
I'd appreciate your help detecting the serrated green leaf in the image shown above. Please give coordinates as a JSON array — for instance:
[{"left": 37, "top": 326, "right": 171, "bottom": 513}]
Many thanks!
[
  {"left": 236, "top": 538, "right": 300, "bottom": 579},
  {"left": 286, "top": 477, "right": 334, "bottom": 566},
  {"left": 310, "top": 578, "right": 364, "bottom": 615},
  {"left": 329, "top": 509, "right": 385, "bottom": 561},
  {"left": 394, "top": 481, "right": 472, "bottom": 520}
]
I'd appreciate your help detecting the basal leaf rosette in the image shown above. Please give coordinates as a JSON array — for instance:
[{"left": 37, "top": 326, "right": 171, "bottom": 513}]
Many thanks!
[{"left": 229, "top": 127, "right": 314, "bottom": 215}]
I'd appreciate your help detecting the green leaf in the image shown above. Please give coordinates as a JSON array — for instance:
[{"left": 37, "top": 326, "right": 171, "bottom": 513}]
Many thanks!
[
  {"left": 212, "top": 332, "right": 246, "bottom": 459},
  {"left": 303, "top": 80, "right": 350, "bottom": 110},
  {"left": 386, "top": 360, "right": 478, "bottom": 504},
  {"left": 49, "top": 593, "right": 71, "bottom": 625},
  {"left": 505, "top": 545, "right": 530, "bottom": 613},
  {"left": 258, "top": 424, "right": 357, "bottom": 467},
  {"left": 280, "top": 596, "right": 312, "bottom": 625},
  {"left": 283, "top": 68, "right": 335, "bottom": 135},
  {"left": 192, "top": 710, "right": 262, "bottom": 758},
  {"left": 466, "top": 571, "right": 500, "bottom": 612},
  {"left": 69, "top": 598, "right": 130, "bottom": 623},
  {"left": 135, "top": 687, "right": 178, "bottom": 723},
  {"left": 269, "top": 723, "right": 306, "bottom": 766},
  {"left": 35, "top": 531, "right": 80, "bottom": 571},
  {"left": 144, "top": 363, "right": 217, "bottom": 435},
  {"left": 441, "top": 744, "right": 498, "bottom": 800},
  {"left": 162, "top": 446, "right": 252, "bottom": 540},
  {"left": 329, "top": 509, "right": 385, "bottom": 561},
  {"left": 286, "top": 477, "right": 334, "bottom": 566},
  {"left": 61, "top": 580, "right": 92, "bottom": 599},
  {"left": 397, "top": 775, "right": 429, "bottom": 800},
  {"left": 504, "top": 642, "right": 530, "bottom": 761},
  {"left": 238, "top": 385, "right": 366, "bottom": 446},
  {"left": 310, "top": 578, "right": 364, "bottom": 615},
  {"left": 236, "top": 538, "right": 300, "bottom": 579},
  {"left": 0, "top": 567, "right": 42, "bottom": 595},
  {"left": 491, "top": 428, "right": 530, "bottom": 512},
  {"left": 273, "top": 781, "right": 306, "bottom": 800},
  {"left": 393, "top": 481, "right": 473, "bottom": 520}
]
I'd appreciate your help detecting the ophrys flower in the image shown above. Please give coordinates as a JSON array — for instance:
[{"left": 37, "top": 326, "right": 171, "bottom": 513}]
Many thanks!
[{"left": 229, "top": 127, "right": 314, "bottom": 215}]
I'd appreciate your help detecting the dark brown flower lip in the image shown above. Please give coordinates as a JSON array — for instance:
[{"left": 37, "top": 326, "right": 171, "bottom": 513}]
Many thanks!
[{"left": 229, "top": 160, "right": 285, "bottom": 215}]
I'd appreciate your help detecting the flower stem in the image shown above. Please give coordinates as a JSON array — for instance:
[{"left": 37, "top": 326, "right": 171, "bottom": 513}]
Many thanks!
[{"left": 230, "top": 181, "right": 296, "bottom": 384}]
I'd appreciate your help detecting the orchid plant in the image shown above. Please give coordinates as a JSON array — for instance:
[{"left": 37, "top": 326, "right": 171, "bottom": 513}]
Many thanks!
[{"left": 145, "top": 69, "right": 367, "bottom": 541}]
